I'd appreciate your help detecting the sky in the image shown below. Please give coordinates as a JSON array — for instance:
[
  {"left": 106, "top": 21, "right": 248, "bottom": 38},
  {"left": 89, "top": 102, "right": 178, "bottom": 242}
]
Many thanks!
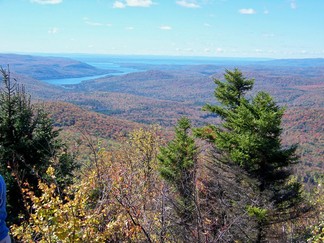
[{"left": 0, "top": 0, "right": 323, "bottom": 58}]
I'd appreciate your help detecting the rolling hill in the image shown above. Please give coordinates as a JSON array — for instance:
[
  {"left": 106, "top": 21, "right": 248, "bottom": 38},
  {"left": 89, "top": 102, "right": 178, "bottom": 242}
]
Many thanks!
[
  {"left": 1, "top": 53, "right": 322, "bottom": 180},
  {"left": 0, "top": 53, "right": 110, "bottom": 79}
]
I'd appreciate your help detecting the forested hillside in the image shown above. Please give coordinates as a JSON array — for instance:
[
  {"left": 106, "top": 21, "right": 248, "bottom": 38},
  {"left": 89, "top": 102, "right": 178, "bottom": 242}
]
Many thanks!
[
  {"left": 2, "top": 66, "right": 322, "bottom": 242},
  {"left": 1, "top": 54, "right": 322, "bottom": 180},
  {"left": 39, "top": 101, "right": 142, "bottom": 139},
  {"left": 0, "top": 54, "right": 323, "bottom": 242},
  {"left": 1, "top": 54, "right": 322, "bottom": 178},
  {"left": 0, "top": 54, "right": 109, "bottom": 79}
]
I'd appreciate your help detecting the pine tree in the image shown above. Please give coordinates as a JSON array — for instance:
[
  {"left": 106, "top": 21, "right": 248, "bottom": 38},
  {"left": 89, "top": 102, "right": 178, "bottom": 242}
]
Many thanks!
[
  {"left": 204, "top": 68, "right": 254, "bottom": 116},
  {"left": 0, "top": 67, "right": 75, "bottom": 224},
  {"left": 158, "top": 117, "right": 198, "bottom": 239},
  {"left": 198, "top": 69, "right": 302, "bottom": 241}
]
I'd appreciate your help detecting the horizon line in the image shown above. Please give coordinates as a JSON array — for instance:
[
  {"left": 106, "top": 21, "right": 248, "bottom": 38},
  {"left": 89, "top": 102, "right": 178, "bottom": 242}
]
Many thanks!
[{"left": 2, "top": 51, "right": 324, "bottom": 61}]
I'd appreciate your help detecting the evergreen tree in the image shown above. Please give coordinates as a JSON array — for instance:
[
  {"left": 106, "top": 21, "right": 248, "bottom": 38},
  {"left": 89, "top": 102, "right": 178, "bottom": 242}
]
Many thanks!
[
  {"left": 158, "top": 117, "right": 198, "bottom": 237},
  {"left": 198, "top": 69, "right": 302, "bottom": 242},
  {"left": 0, "top": 67, "right": 75, "bottom": 224},
  {"left": 204, "top": 68, "right": 254, "bottom": 116}
]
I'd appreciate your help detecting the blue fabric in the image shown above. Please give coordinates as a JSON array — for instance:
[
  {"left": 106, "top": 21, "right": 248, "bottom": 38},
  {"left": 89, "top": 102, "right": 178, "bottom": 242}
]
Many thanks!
[{"left": 0, "top": 175, "right": 9, "bottom": 241}]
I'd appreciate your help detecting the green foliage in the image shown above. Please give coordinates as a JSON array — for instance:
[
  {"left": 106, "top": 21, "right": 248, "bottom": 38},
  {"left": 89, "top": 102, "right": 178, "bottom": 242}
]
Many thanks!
[
  {"left": 198, "top": 69, "right": 303, "bottom": 241},
  {"left": 202, "top": 69, "right": 300, "bottom": 192},
  {"left": 158, "top": 118, "right": 197, "bottom": 192},
  {"left": 217, "top": 92, "right": 297, "bottom": 178},
  {"left": 51, "top": 149, "right": 79, "bottom": 190},
  {"left": 158, "top": 117, "right": 198, "bottom": 225},
  {"left": 159, "top": 118, "right": 196, "bottom": 181},
  {"left": 203, "top": 68, "right": 254, "bottom": 116},
  {"left": 0, "top": 67, "right": 75, "bottom": 225},
  {"left": 247, "top": 206, "right": 268, "bottom": 222}
]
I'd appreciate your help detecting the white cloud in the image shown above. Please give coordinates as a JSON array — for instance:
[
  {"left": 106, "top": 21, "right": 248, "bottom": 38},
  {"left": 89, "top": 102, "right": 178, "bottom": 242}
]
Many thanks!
[
  {"left": 127, "top": 0, "right": 154, "bottom": 7},
  {"left": 176, "top": 0, "right": 200, "bottom": 8},
  {"left": 126, "top": 26, "right": 135, "bottom": 30},
  {"left": 290, "top": 0, "right": 297, "bottom": 9},
  {"left": 114, "top": 0, "right": 154, "bottom": 8},
  {"left": 48, "top": 27, "right": 59, "bottom": 34},
  {"left": 31, "top": 0, "right": 62, "bottom": 4},
  {"left": 113, "top": 1, "right": 125, "bottom": 8},
  {"left": 160, "top": 25, "right": 172, "bottom": 30},
  {"left": 264, "top": 9, "right": 269, "bottom": 14},
  {"left": 216, "top": 47, "right": 223, "bottom": 52},
  {"left": 239, "top": 8, "right": 256, "bottom": 15}
]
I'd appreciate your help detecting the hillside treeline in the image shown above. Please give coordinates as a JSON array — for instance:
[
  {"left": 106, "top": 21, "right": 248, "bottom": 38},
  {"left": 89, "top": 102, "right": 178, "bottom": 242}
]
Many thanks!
[{"left": 0, "top": 67, "right": 323, "bottom": 242}]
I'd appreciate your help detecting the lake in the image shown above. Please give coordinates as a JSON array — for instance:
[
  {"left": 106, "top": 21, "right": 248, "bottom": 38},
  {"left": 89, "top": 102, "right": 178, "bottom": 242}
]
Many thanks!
[
  {"left": 43, "top": 54, "right": 270, "bottom": 86},
  {"left": 43, "top": 62, "right": 140, "bottom": 85}
]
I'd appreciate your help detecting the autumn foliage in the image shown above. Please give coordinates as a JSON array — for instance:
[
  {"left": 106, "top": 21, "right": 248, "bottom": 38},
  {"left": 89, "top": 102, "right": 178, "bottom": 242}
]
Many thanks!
[{"left": 2, "top": 68, "right": 322, "bottom": 242}]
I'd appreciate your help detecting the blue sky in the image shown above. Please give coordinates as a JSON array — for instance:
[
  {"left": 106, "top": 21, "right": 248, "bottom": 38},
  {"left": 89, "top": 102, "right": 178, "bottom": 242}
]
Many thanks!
[{"left": 0, "top": 0, "right": 323, "bottom": 58}]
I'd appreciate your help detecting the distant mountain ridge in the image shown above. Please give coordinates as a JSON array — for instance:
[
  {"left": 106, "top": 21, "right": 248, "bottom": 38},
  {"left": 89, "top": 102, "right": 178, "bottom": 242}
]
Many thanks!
[
  {"left": 256, "top": 58, "right": 324, "bottom": 67},
  {"left": 0, "top": 53, "right": 109, "bottom": 80}
]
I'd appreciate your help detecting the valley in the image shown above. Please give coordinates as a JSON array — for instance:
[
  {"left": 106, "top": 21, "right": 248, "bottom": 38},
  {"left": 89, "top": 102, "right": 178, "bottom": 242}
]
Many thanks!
[{"left": 1, "top": 53, "right": 323, "bottom": 179}]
